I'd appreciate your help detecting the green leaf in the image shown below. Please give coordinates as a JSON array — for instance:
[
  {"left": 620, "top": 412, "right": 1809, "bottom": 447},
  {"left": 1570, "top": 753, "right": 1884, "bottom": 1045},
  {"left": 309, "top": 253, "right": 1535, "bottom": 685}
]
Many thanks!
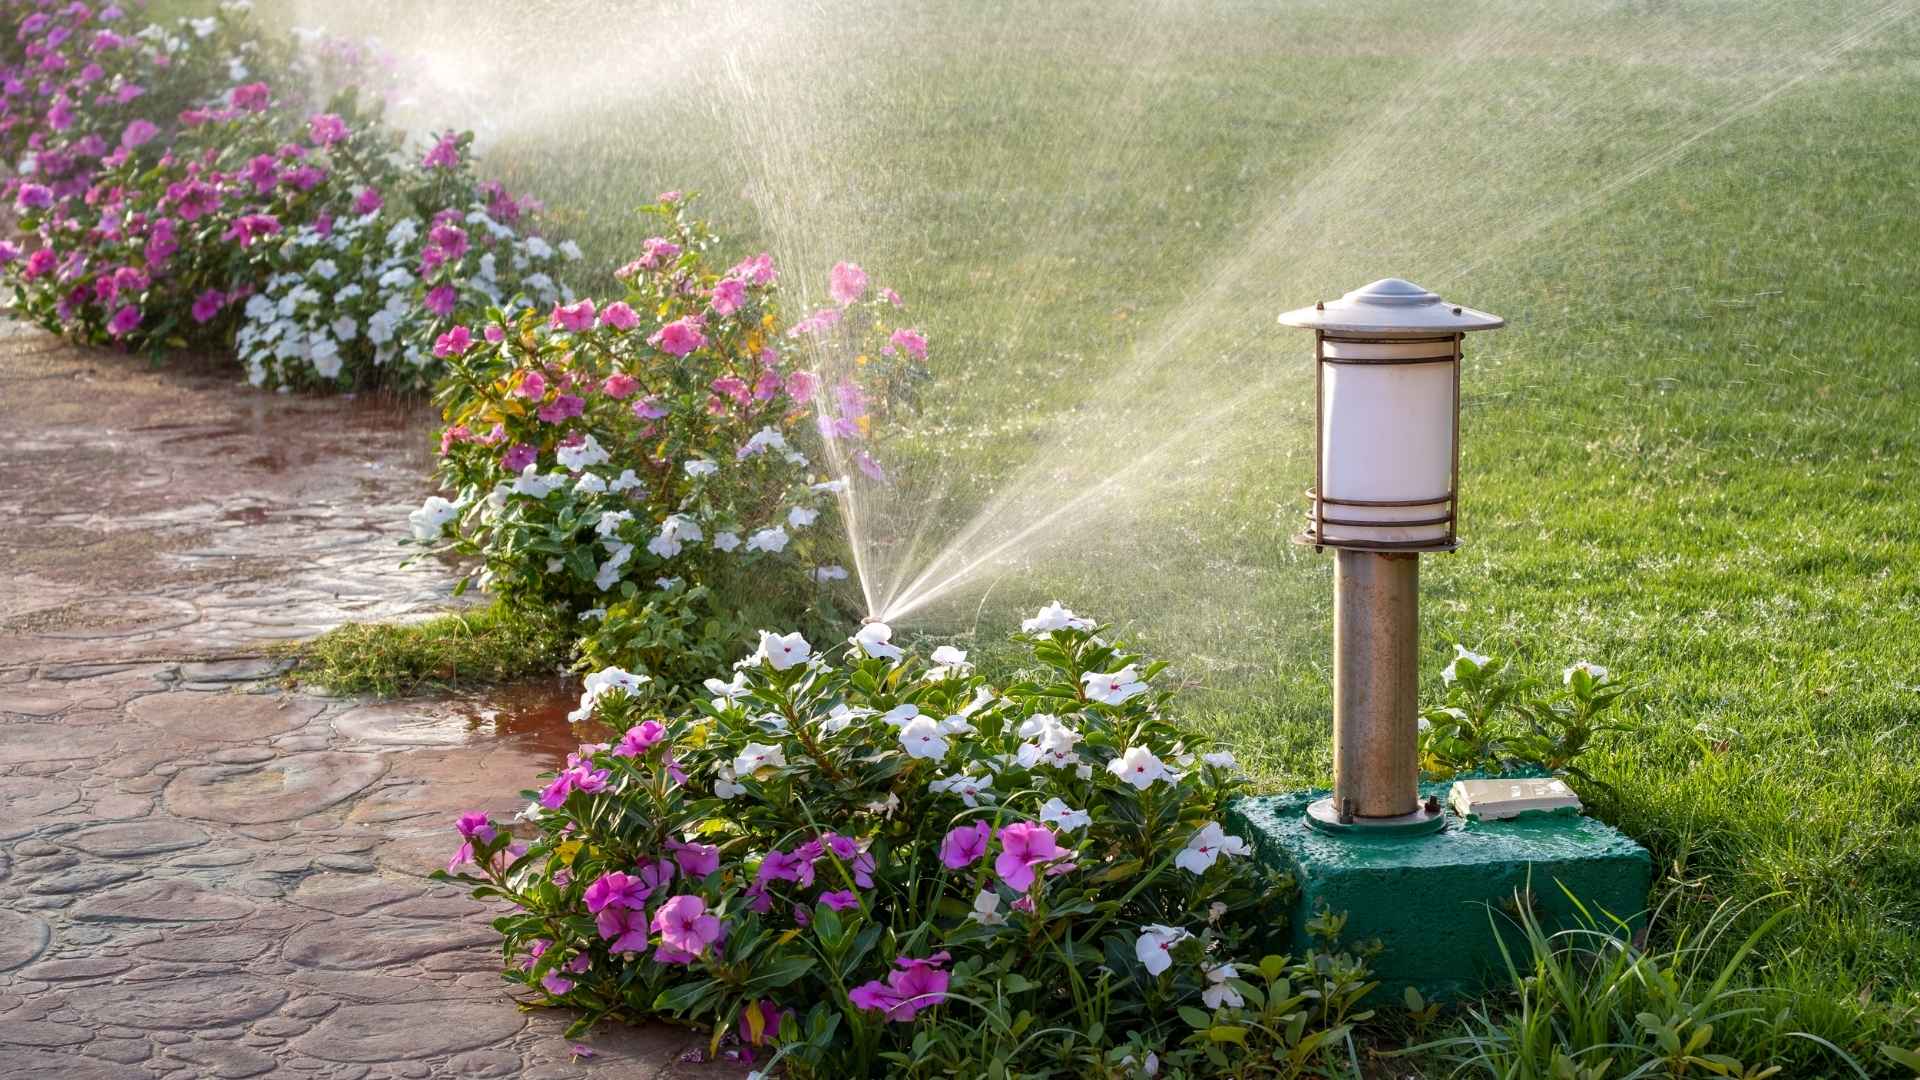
[{"left": 1178, "top": 1005, "right": 1213, "bottom": 1029}]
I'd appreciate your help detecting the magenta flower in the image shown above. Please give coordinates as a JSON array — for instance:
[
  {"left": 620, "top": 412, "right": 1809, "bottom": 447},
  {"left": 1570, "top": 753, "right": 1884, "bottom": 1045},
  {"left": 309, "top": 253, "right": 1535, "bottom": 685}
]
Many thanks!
[
  {"left": 668, "top": 839, "right": 720, "bottom": 879},
  {"left": 756, "top": 848, "right": 812, "bottom": 888},
  {"left": 939, "top": 821, "right": 992, "bottom": 870},
  {"left": 993, "top": 822, "right": 1061, "bottom": 892},
  {"left": 24, "top": 248, "right": 55, "bottom": 279},
  {"left": 0, "top": 242, "right": 18, "bottom": 266},
  {"left": 652, "top": 895, "right": 723, "bottom": 956},
  {"left": 119, "top": 118, "right": 157, "bottom": 149},
  {"left": 882, "top": 287, "right": 904, "bottom": 307},
  {"left": 849, "top": 952, "right": 952, "bottom": 1021},
  {"left": 601, "top": 301, "right": 639, "bottom": 331},
  {"left": 710, "top": 277, "right": 746, "bottom": 316},
  {"left": 421, "top": 131, "right": 461, "bottom": 170},
  {"left": 223, "top": 213, "right": 281, "bottom": 248},
  {"left": 433, "top": 325, "right": 472, "bottom": 358},
  {"left": 429, "top": 223, "right": 469, "bottom": 260},
  {"left": 636, "top": 236, "right": 680, "bottom": 269},
  {"left": 819, "top": 890, "right": 860, "bottom": 912},
  {"left": 537, "top": 394, "right": 585, "bottom": 424},
  {"left": 828, "top": 261, "right": 868, "bottom": 305},
  {"left": 612, "top": 720, "right": 665, "bottom": 758},
  {"left": 308, "top": 112, "right": 348, "bottom": 146},
  {"left": 423, "top": 284, "right": 457, "bottom": 318},
  {"left": 631, "top": 396, "right": 668, "bottom": 421},
  {"left": 730, "top": 252, "right": 777, "bottom": 286},
  {"left": 649, "top": 316, "right": 705, "bottom": 357},
  {"left": 456, "top": 811, "right": 496, "bottom": 840},
  {"left": 500, "top": 443, "right": 536, "bottom": 473},
  {"left": 710, "top": 376, "right": 750, "bottom": 406},
  {"left": 168, "top": 180, "right": 220, "bottom": 221},
  {"left": 550, "top": 299, "right": 596, "bottom": 332},
  {"left": 230, "top": 82, "right": 271, "bottom": 111},
  {"left": 888, "top": 328, "right": 928, "bottom": 362},
  {"left": 601, "top": 372, "right": 638, "bottom": 399},
  {"left": 15, "top": 183, "right": 54, "bottom": 211},
  {"left": 353, "top": 187, "right": 384, "bottom": 214},
  {"left": 106, "top": 304, "right": 140, "bottom": 337},
  {"left": 737, "top": 1000, "right": 785, "bottom": 1048},
  {"left": 484, "top": 324, "right": 506, "bottom": 343},
  {"left": 855, "top": 450, "right": 887, "bottom": 483},
  {"left": 784, "top": 370, "right": 819, "bottom": 401},
  {"left": 583, "top": 871, "right": 646, "bottom": 914},
  {"left": 635, "top": 857, "right": 676, "bottom": 896},
  {"left": 517, "top": 371, "right": 547, "bottom": 399}
]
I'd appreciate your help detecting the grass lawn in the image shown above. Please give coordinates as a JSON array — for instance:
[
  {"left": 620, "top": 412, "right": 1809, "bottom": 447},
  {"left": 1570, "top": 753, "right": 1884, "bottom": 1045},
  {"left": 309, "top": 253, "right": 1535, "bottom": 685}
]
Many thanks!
[{"left": 240, "top": 0, "right": 1920, "bottom": 1066}]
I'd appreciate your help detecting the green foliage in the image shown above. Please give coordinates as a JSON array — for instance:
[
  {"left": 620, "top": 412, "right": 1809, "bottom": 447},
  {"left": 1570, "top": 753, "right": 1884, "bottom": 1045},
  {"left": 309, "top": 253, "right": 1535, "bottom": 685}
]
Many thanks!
[
  {"left": 281, "top": 600, "right": 571, "bottom": 696},
  {"left": 1418, "top": 649, "right": 1638, "bottom": 786}
]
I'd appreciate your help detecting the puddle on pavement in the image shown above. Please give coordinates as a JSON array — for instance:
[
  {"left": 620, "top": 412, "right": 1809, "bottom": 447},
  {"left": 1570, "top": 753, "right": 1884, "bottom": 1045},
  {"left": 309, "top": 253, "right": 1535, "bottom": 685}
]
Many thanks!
[{"left": 333, "top": 678, "right": 585, "bottom": 769}]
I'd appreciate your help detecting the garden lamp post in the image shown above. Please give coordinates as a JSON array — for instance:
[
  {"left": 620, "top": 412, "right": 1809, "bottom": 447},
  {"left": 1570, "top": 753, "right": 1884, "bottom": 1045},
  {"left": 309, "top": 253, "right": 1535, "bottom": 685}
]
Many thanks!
[{"left": 1278, "top": 278, "right": 1503, "bottom": 835}]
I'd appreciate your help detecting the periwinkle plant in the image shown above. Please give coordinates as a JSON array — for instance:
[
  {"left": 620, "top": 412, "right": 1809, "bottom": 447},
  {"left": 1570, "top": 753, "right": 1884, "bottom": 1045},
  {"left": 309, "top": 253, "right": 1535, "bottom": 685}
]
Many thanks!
[{"left": 438, "top": 607, "right": 1339, "bottom": 1078}]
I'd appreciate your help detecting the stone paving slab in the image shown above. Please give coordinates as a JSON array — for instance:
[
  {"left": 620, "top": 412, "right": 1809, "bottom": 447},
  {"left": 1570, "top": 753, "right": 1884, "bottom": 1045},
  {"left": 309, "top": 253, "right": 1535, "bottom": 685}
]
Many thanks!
[{"left": 0, "top": 325, "right": 749, "bottom": 1077}]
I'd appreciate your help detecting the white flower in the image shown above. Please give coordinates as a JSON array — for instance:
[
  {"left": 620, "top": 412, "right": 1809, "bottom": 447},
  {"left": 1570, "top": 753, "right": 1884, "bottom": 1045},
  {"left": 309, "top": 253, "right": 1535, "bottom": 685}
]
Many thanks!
[
  {"left": 567, "top": 666, "right": 649, "bottom": 723},
  {"left": 244, "top": 294, "right": 274, "bottom": 320},
  {"left": 647, "top": 514, "right": 703, "bottom": 558},
  {"left": 573, "top": 473, "right": 607, "bottom": 495},
  {"left": 595, "top": 510, "right": 633, "bottom": 537},
  {"left": 511, "top": 465, "right": 565, "bottom": 498},
  {"left": 557, "top": 434, "right": 610, "bottom": 470},
  {"left": 608, "top": 469, "right": 644, "bottom": 494},
  {"left": 1022, "top": 601, "right": 1095, "bottom": 634},
  {"left": 811, "top": 477, "right": 849, "bottom": 495},
  {"left": 1442, "top": 644, "right": 1491, "bottom": 684},
  {"left": 754, "top": 630, "right": 811, "bottom": 671},
  {"left": 189, "top": 16, "right": 216, "bottom": 37},
  {"left": 745, "top": 527, "right": 788, "bottom": 554},
  {"left": 969, "top": 890, "right": 1005, "bottom": 927},
  {"left": 1108, "top": 746, "right": 1169, "bottom": 790},
  {"left": 1201, "top": 750, "right": 1238, "bottom": 770},
  {"left": 733, "top": 742, "right": 787, "bottom": 777},
  {"left": 309, "top": 337, "right": 342, "bottom": 379},
  {"left": 1175, "top": 822, "right": 1249, "bottom": 875},
  {"left": 713, "top": 531, "right": 741, "bottom": 553},
  {"left": 1563, "top": 660, "right": 1609, "bottom": 684},
  {"left": 330, "top": 315, "right": 358, "bottom": 341},
  {"left": 312, "top": 259, "right": 338, "bottom": 281},
  {"left": 819, "top": 703, "right": 872, "bottom": 735},
  {"left": 684, "top": 459, "right": 719, "bottom": 478},
  {"left": 738, "top": 427, "right": 788, "bottom": 458},
  {"left": 1208, "top": 902, "right": 1228, "bottom": 923},
  {"left": 1201, "top": 963, "right": 1243, "bottom": 1009},
  {"left": 595, "top": 542, "right": 633, "bottom": 591},
  {"left": 407, "top": 496, "right": 458, "bottom": 541},
  {"left": 880, "top": 704, "right": 921, "bottom": 727},
  {"left": 1016, "top": 714, "right": 1081, "bottom": 769},
  {"left": 579, "top": 607, "right": 606, "bottom": 622},
  {"left": 899, "top": 717, "right": 948, "bottom": 759},
  {"left": 713, "top": 765, "right": 746, "bottom": 800},
  {"left": 524, "top": 236, "right": 554, "bottom": 260},
  {"left": 559, "top": 239, "right": 583, "bottom": 261},
  {"left": 863, "top": 792, "right": 900, "bottom": 816},
  {"left": 853, "top": 622, "right": 902, "bottom": 662},
  {"left": 930, "top": 646, "right": 969, "bottom": 669},
  {"left": 1134, "top": 925, "right": 1188, "bottom": 976},
  {"left": 928, "top": 772, "right": 995, "bottom": 807},
  {"left": 787, "top": 506, "right": 818, "bottom": 529},
  {"left": 1037, "top": 797, "right": 1091, "bottom": 832},
  {"left": 812, "top": 565, "right": 848, "bottom": 583},
  {"left": 1082, "top": 665, "right": 1148, "bottom": 705},
  {"left": 704, "top": 672, "right": 750, "bottom": 706}
]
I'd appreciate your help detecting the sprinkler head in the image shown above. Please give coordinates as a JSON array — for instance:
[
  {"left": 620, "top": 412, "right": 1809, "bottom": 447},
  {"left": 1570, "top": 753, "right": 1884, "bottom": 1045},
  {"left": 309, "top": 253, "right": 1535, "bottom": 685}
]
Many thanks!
[{"left": 861, "top": 614, "right": 883, "bottom": 624}]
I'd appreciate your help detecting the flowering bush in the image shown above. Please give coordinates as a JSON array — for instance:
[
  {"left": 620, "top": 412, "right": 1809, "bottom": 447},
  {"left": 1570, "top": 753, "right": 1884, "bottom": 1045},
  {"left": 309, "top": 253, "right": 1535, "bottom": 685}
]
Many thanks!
[
  {"left": 439, "top": 607, "right": 1326, "bottom": 1077},
  {"left": 413, "top": 198, "right": 926, "bottom": 689},
  {"left": 0, "top": 0, "right": 564, "bottom": 390},
  {"left": 1419, "top": 646, "right": 1636, "bottom": 784}
]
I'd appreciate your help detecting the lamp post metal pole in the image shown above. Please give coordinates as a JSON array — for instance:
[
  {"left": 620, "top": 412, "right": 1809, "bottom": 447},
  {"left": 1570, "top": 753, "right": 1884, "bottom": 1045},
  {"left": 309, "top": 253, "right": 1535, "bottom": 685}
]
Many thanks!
[{"left": 1332, "top": 549, "right": 1420, "bottom": 819}]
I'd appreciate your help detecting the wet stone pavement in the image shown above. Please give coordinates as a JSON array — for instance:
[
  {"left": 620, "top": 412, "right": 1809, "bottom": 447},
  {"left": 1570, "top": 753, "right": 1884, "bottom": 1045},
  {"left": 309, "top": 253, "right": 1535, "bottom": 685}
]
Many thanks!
[{"left": 0, "top": 324, "right": 746, "bottom": 1078}]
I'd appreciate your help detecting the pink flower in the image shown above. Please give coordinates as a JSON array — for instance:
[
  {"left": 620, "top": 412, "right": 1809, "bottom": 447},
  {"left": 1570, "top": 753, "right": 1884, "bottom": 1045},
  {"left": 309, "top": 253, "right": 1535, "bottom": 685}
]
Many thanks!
[
  {"left": 280, "top": 165, "right": 326, "bottom": 192},
  {"left": 888, "top": 328, "right": 928, "bottom": 362},
  {"left": 882, "top": 287, "right": 903, "bottom": 308},
  {"left": 652, "top": 895, "right": 723, "bottom": 956},
  {"left": 353, "top": 187, "right": 384, "bottom": 214},
  {"left": 819, "top": 890, "right": 860, "bottom": 911},
  {"left": 223, "top": 213, "right": 281, "bottom": 248},
  {"left": 939, "top": 821, "right": 991, "bottom": 870},
  {"left": 784, "top": 370, "right": 819, "bottom": 401},
  {"left": 550, "top": 299, "right": 596, "bottom": 332},
  {"left": 501, "top": 444, "right": 536, "bottom": 472},
  {"left": 657, "top": 190, "right": 682, "bottom": 204},
  {"left": 484, "top": 324, "right": 505, "bottom": 343},
  {"left": 635, "top": 857, "right": 677, "bottom": 897},
  {"left": 612, "top": 720, "right": 665, "bottom": 757},
  {"left": 517, "top": 371, "right": 547, "bottom": 399},
  {"left": 828, "top": 261, "right": 868, "bottom": 305},
  {"left": 649, "top": 317, "right": 705, "bottom": 357},
  {"left": 0, "top": 242, "right": 19, "bottom": 266},
  {"left": 23, "top": 249, "right": 55, "bottom": 279},
  {"left": 308, "top": 112, "right": 348, "bottom": 146},
  {"left": 190, "top": 289, "right": 224, "bottom": 324},
  {"left": 752, "top": 370, "right": 782, "bottom": 401},
  {"left": 144, "top": 218, "right": 177, "bottom": 265},
  {"left": 119, "top": 118, "right": 156, "bottom": 148},
  {"left": 710, "top": 277, "right": 746, "bottom": 316},
  {"left": 595, "top": 906, "right": 649, "bottom": 953},
  {"left": 737, "top": 1000, "right": 785, "bottom": 1048},
  {"left": 636, "top": 236, "right": 680, "bottom": 269},
  {"left": 730, "top": 252, "right": 777, "bottom": 286},
  {"left": 788, "top": 307, "right": 842, "bottom": 337},
  {"left": 537, "top": 395, "right": 585, "bottom": 424},
  {"left": 601, "top": 372, "right": 639, "bottom": 399},
  {"left": 600, "top": 301, "right": 639, "bottom": 331},
  {"left": 421, "top": 131, "right": 461, "bottom": 170},
  {"left": 631, "top": 396, "right": 667, "bottom": 421},
  {"left": 424, "top": 284, "right": 457, "bottom": 317},
  {"left": 230, "top": 82, "right": 271, "bottom": 112},
  {"left": 584, "top": 871, "right": 646, "bottom": 914},
  {"left": 855, "top": 450, "right": 887, "bottom": 483},
  {"left": 433, "top": 325, "right": 472, "bottom": 358},
  {"left": 668, "top": 839, "right": 720, "bottom": 879},
  {"left": 429, "top": 223, "right": 469, "bottom": 260},
  {"left": 106, "top": 304, "right": 140, "bottom": 337},
  {"left": 756, "top": 849, "right": 813, "bottom": 889},
  {"left": 993, "top": 822, "right": 1061, "bottom": 892},
  {"left": 850, "top": 952, "right": 952, "bottom": 1021},
  {"left": 710, "top": 376, "right": 750, "bottom": 406},
  {"left": 15, "top": 183, "right": 54, "bottom": 211}
]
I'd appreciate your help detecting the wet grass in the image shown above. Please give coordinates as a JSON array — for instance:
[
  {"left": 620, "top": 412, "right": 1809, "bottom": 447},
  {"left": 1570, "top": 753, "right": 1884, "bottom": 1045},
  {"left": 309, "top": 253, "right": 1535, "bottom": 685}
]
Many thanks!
[
  {"left": 225, "top": 0, "right": 1920, "bottom": 1069},
  {"left": 280, "top": 600, "right": 574, "bottom": 697}
]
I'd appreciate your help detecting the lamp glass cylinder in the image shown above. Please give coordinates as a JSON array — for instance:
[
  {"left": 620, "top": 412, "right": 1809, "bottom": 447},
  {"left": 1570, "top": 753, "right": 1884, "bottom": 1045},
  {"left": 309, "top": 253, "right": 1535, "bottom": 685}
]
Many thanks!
[{"left": 1317, "top": 337, "right": 1457, "bottom": 547}]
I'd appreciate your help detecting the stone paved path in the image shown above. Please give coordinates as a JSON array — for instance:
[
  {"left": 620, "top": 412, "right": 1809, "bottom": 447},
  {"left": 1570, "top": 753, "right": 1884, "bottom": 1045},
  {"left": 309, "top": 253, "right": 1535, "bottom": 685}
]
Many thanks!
[{"left": 0, "top": 324, "right": 748, "bottom": 1078}]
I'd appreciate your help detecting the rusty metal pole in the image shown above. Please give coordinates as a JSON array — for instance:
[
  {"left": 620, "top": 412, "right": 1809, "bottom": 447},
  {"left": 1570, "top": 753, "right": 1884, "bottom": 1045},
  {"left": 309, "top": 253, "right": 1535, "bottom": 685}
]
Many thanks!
[{"left": 1332, "top": 550, "right": 1420, "bottom": 819}]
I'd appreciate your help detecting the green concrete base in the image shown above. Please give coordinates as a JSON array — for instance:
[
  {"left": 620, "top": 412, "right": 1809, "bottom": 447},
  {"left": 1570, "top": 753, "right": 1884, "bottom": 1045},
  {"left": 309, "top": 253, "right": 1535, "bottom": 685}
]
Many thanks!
[{"left": 1226, "top": 781, "right": 1652, "bottom": 1004}]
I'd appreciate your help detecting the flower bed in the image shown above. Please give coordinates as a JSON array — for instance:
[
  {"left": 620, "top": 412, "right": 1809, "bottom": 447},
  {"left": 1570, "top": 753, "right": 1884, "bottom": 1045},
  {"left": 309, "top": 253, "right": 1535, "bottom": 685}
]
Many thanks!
[
  {"left": 0, "top": 0, "right": 561, "bottom": 390},
  {"left": 415, "top": 197, "right": 925, "bottom": 691},
  {"left": 436, "top": 608, "right": 1381, "bottom": 1077}
]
